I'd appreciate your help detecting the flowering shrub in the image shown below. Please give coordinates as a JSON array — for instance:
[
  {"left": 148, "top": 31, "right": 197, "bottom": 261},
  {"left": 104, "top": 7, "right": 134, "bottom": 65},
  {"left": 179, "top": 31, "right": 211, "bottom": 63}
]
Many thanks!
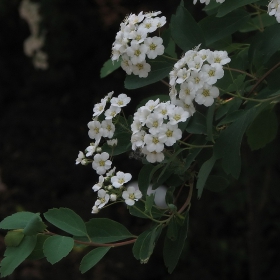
[{"left": 1, "top": 0, "right": 280, "bottom": 277}]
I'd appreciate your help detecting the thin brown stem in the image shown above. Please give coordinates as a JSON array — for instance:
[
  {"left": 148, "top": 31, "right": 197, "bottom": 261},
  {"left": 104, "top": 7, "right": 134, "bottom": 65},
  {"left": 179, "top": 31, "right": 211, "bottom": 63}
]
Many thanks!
[
  {"left": 160, "top": 79, "right": 170, "bottom": 87},
  {"left": 223, "top": 66, "right": 257, "bottom": 80},
  {"left": 178, "top": 180, "right": 193, "bottom": 214}
]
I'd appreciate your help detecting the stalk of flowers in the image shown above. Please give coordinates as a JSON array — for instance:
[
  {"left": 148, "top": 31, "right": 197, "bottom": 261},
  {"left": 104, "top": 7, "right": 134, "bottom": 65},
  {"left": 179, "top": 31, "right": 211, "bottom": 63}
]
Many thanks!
[
  {"left": 193, "top": 0, "right": 225, "bottom": 5},
  {"left": 111, "top": 11, "right": 166, "bottom": 78},
  {"left": 75, "top": 91, "right": 131, "bottom": 175},
  {"left": 130, "top": 99, "right": 188, "bottom": 163},
  {"left": 169, "top": 48, "right": 231, "bottom": 110},
  {"left": 91, "top": 167, "right": 142, "bottom": 214},
  {"left": 268, "top": 0, "right": 280, "bottom": 23}
]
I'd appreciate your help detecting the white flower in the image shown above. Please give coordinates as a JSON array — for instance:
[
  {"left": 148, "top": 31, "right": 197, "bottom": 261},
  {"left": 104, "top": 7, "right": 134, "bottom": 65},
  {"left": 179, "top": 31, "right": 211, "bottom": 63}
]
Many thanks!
[
  {"left": 126, "top": 11, "right": 145, "bottom": 25},
  {"left": 92, "top": 152, "right": 112, "bottom": 175},
  {"left": 153, "top": 102, "right": 175, "bottom": 119},
  {"left": 93, "top": 100, "right": 106, "bottom": 117},
  {"left": 144, "top": 36, "right": 164, "bottom": 59},
  {"left": 111, "top": 171, "right": 132, "bottom": 188},
  {"left": 126, "top": 41, "right": 148, "bottom": 64},
  {"left": 146, "top": 113, "right": 163, "bottom": 135},
  {"left": 107, "top": 139, "right": 118, "bottom": 146},
  {"left": 101, "top": 120, "right": 115, "bottom": 138},
  {"left": 195, "top": 84, "right": 219, "bottom": 107},
  {"left": 110, "top": 194, "right": 117, "bottom": 201},
  {"left": 106, "top": 166, "right": 116, "bottom": 177},
  {"left": 76, "top": 151, "right": 86, "bottom": 165},
  {"left": 131, "top": 131, "right": 146, "bottom": 150},
  {"left": 88, "top": 121, "right": 104, "bottom": 141},
  {"left": 188, "top": 71, "right": 207, "bottom": 91},
  {"left": 120, "top": 54, "right": 133, "bottom": 74},
  {"left": 104, "top": 105, "right": 121, "bottom": 119},
  {"left": 138, "top": 18, "right": 158, "bottom": 33},
  {"left": 159, "top": 123, "right": 182, "bottom": 146},
  {"left": 207, "top": 50, "right": 231, "bottom": 66},
  {"left": 144, "top": 133, "right": 166, "bottom": 153},
  {"left": 179, "top": 82, "right": 196, "bottom": 103},
  {"left": 128, "top": 28, "right": 148, "bottom": 43},
  {"left": 168, "top": 106, "right": 190, "bottom": 125},
  {"left": 95, "top": 189, "right": 109, "bottom": 209},
  {"left": 176, "top": 68, "right": 191, "bottom": 84},
  {"left": 110, "top": 93, "right": 131, "bottom": 108},
  {"left": 201, "top": 63, "right": 224, "bottom": 85},
  {"left": 91, "top": 206, "right": 99, "bottom": 214},
  {"left": 145, "top": 99, "right": 160, "bottom": 111},
  {"left": 122, "top": 186, "right": 142, "bottom": 206},
  {"left": 268, "top": 0, "right": 280, "bottom": 23},
  {"left": 132, "top": 61, "right": 151, "bottom": 78},
  {"left": 142, "top": 147, "right": 165, "bottom": 163},
  {"left": 92, "top": 176, "right": 105, "bottom": 192}
]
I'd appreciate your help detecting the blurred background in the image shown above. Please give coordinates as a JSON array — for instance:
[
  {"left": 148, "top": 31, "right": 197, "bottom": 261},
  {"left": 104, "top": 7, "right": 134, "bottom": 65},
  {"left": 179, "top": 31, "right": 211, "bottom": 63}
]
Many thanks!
[{"left": 0, "top": 0, "right": 280, "bottom": 279}]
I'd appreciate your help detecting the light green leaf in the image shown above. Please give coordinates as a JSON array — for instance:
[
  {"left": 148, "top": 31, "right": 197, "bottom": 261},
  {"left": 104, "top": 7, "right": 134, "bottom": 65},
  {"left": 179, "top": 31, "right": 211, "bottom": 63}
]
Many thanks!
[
  {"left": 0, "top": 235, "right": 37, "bottom": 277},
  {"left": 124, "top": 56, "right": 174, "bottom": 89},
  {"left": 133, "top": 225, "right": 162, "bottom": 264},
  {"left": 199, "top": 10, "right": 250, "bottom": 46},
  {"left": 217, "top": 0, "right": 259, "bottom": 17},
  {"left": 100, "top": 59, "right": 121, "bottom": 78},
  {"left": 80, "top": 247, "right": 110, "bottom": 274},
  {"left": 43, "top": 235, "right": 74, "bottom": 264},
  {"left": 246, "top": 106, "right": 278, "bottom": 150},
  {"left": 196, "top": 155, "right": 216, "bottom": 199},
  {"left": 163, "top": 210, "right": 189, "bottom": 273},
  {"left": 0, "top": 212, "right": 39, "bottom": 230},
  {"left": 170, "top": 5, "right": 205, "bottom": 51},
  {"left": 44, "top": 208, "right": 88, "bottom": 237},
  {"left": 4, "top": 230, "right": 24, "bottom": 247}
]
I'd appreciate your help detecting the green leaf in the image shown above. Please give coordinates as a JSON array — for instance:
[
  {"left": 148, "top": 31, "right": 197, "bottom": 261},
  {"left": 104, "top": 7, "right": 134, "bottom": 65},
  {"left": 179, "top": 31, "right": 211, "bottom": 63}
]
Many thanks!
[
  {"left": 100, "top": 59, "right": 121, "bottom": 78},
  {"left": 204, "top": 175, "right": 229, "bottom": 192},
  {"left": 226, "top": 74, "right": 246, "bottom": 92},
  {"left": 214, "top": 107, "right": 257, "bottom": 178},
  {"left": 83, "top": 218, "right": 134, "bottom": 243},
  {"left": 44, "top": 208, "right": 88, "bottom": 237},
  {"left": 0, "top": 212, "right": 39, "bottom": 230},
  {"left": 162, "top": 28, "right": 177, "bottom": 58},
  {"left": 133, "top": 225, "right": 162, "bottom": 264},
  {"left": 129, "top": 200, "right": 164, "bottom": 219},
  {"left": 166, "top": 216, "right": 178, "bottom": 241},
  {"left": 249, "top": 24, "right": 280, "bottom": 66},
  {"left": 23, "top": 214, "right": 46, "bottom": 235},
  {"left": 186, "top": 111, "right": 207, "bottom": 134},
  {"left": 215, "top": 98, "right": 242, "bottom": 121},
  {"left": 217, "top": 0, "right": 259, "bottom": 17},
  {"left": 144, "top": 194, "right": 155, "bottom": 214},
  {"left": 206, "top": 103, "right": 215, "bottom": 142},
  {"left": 124, "top": 56, "right": 174, "bottom": 89},
  {"left": 80, "top": 247, "right": 110, "bottom": 274},
  {"left": 199, "top": 10, "right": 250, "bottom": 46},
  {"left": 43, "top": 235, "right": 74, "bottom": 264},
  {"left": 163, "top": 210, "right": 189, "bottom": 273},
  {"left": 4, "top": 230, "right": 24, "bottom": 247},
  {"left": 170, "top": 5, "right": 205, "bottom": 51},
  {"left": 138, "top": 164, "right": 154, "bottom": 195},
  {"left": 267, "top": 67, "right": 280, "bottom": 90},
  {"left": 196, "top": 155, "right": 216, "bottom": 199},
  {"left": 239, "top": 13, "right": 276, "bottom": 33},
  {"left": 165, "top": 186, "right": 175, "bottom": 205},
  {"left": 246, "top": 106, "right": 278, "bottom": 150},
  {"left": 27, "top": 234, "right": 50, "bottom": 260},
  {"left": 0, "top": 235, "right": 37, "bottom": 277}
]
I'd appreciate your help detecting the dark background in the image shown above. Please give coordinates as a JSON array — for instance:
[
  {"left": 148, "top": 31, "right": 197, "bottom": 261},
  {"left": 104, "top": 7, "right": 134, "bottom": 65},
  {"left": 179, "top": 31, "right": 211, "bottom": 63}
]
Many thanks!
[{"left": 0, "top": 0, "right": 280, "bottom": 279}]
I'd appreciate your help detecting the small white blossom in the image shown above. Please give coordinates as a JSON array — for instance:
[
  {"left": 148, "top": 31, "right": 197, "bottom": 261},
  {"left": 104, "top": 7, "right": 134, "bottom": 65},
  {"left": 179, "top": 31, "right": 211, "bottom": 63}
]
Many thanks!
[
  {"left": 104, "top": 105, "right": 121, "bottom": 119},
  {"left": 111, "top": 171, "right": 132, "bottom": 188},
  {"left": 126, "top": 41, "right": 148, "bottom": 64},
  {"left": 122, "top": 186, "right": 142, "bottom": 206},
  {"left": 76, "top": 151, "right": 86, "bottom": 165},
  {"left": 107, "top": 139, "right": 118, "bottom": 146},
  {"left": 110, "top": 194, "right": 117, "bottom": 201},
  {"left": 142, "top": 147, "right": 165, "bottom": 163},
  {"left": 132, "top": 61, "right": 151, "bottom": 78},
  {"left": 93, "top": 100, "right": 106, "bottom": 117},
  {"left": 101, "top": 120, "right": 115, "bottom": 138},
  {"left": 91, "top": 206, "right": 99, "bottom": 214},
  {"left": 195, "top": 84, "right": 219, "bottom": 107},
  {"left": 88, "top": 121, "right": 104, "bottom": 141},
  {"left": 159, "top": 123, "right": 182, "bottom": 146},
  {"left": 110, "top": 93, "right": 131, "bottom": 108},
  {"left": 95, "top": 189, "right": 110, "bottom": 209},
  {"left": 144, "top": 36, "right": 164, "bottom": 59},
  {"left": 168, "top": 106, "right": 190, "bottom": 125},
  {"left": 92, "top": 176, "right": 105, "bottom": 192},
  {"left": 92, "top": 152, "right": 112, "bottom": 175}
]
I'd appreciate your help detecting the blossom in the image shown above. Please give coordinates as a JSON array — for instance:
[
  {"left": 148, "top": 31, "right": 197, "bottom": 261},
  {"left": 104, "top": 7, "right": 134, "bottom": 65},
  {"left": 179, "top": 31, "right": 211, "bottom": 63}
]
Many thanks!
[
  {"left": 110, "top": 93, "right": 131, "bottom": 108},
  {"left": 195, "top": 84, "right": 219, "bottom": 107},
  {"left": 76, "top": 151, "right": 86, "bottom": 165},
  {"left": 122, "top": 186, "right": 142, "bottom": 206},
  {"left": 95, "top": 189, "right": 109, "bottom": 209},
  {"left": 101, "top": 120, "right": 115, "bottom": 138},
  {"left": 92, "top": 176, "right": 105, "bottom": 192},
  {"left": 268, "top": 0, "right": 280, "bottom": 23},
  {"left": 144, "top": 36, "right": 164, "bottom": 59},
  {"left": 111, "top": 171, "right": 132, "bottom": 188},
  {"left": 92, "top": 152, "right": 112, "bottom": 175},
  {"left": 107, "top": 139, "right": 118, "bottom": 146},
  {"left": 88, "top": 120, "right": 104, "bottom": 141}
]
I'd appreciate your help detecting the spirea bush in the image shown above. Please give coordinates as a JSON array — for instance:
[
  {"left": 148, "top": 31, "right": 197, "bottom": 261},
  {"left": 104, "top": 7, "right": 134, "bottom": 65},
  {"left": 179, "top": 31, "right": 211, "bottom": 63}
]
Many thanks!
[{"left": 1, "top": 0, "right": 280, "bottom": 277}]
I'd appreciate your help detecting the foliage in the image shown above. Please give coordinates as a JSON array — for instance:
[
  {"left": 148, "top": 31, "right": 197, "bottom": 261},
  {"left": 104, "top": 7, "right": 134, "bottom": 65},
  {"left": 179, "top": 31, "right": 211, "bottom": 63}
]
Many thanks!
[{"left": 1, "top": 0, "right": 280, "bottom": 277}]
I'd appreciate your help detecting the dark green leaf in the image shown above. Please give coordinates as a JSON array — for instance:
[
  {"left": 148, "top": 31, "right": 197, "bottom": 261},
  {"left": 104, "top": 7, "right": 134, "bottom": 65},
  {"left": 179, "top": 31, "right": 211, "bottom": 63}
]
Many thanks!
[
  {"left": 100, "top": 59, "right": 121, "bottom": 78},
  {"left": 4, "top": 230, "right": 24, "bottom": 247},
  {"left": 196, "top": 155, "right": 216, "bottom": 199},
  {"left": 267, "top": 67, "right": 280, "bottom": 90},
  {"left": 80, "top": 247, "right": 110, "bottom": 274},
  {"left": 23, "top": 214, "right": 46, "bottom": 235},
  {"left": 43, "top": 235, "right": 74, "bottom": 264},
  {"left": 206, "top": 103, "right": 215, "bottom": 142},
  {"left": 170, "top": 5, "right": 205, "bottom": 51},
  {"left": 129, "top": 200, "right": 164, "bottom": 219},
  {"left": 124, "top": 56, "right": 174, "bottom": 89},
  {"left": 167, "top": 216, "right": 179, "bottom": 241},
  {"left": 163, "top": 210, "right": 189, "bottom": 273},
  {"left": 186, "top": 111, "right": 207, "bottom": 134},
  {"left": 217, "top": 0, "right": 259, "bottom": 17},
  {"left": 199, "top": 10, "right": 250, "bottom": 46},
  {"left": 44, "top": 208, "right": 88, "bottom": 237},
  {"left": 138, "top": 164, "right": 154, "bottom": 195},
  {"left": 133, "top": 225, "right": 162, "bottom": 264},
  {"left": 246, "top": 106, "right": 278, "bottom": 150},
  {"left": 145, "top": 194, "right": 155, "bottom": 214},
  {"left": 0, "top": 235, "right": 37, "bottom": 277},
  {"left": 215, "top": 98, "right": 242, "bottom": 121},
  {"left": 0, "top": 212, "right": 39, "bottom": 230},
  {"left": 214, "top": 107, "right": 257, "bottom": 178},
  {"left": 27, "top": 234, "right": 50, "bottom": 260},
  {"left": 83, "top": 218, "right": 134, "bottom": 243}
]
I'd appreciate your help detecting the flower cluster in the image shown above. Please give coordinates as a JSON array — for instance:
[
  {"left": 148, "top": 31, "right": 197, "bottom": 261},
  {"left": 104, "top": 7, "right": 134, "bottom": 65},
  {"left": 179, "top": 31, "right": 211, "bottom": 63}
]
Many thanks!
[
  {"left": 111, "top": 11, "right": 166, "bottom": 78},
  {"left": 193, "top": 0, "right": 225, "bottom": 4},
  {"left": 131, "top": 99, "right": 187, "bottom": 163},
  {"left": 169, "top": 48, "right": 230, "bottom": 109},
  {"left": 91, "top": 168, "right": 142, "bottom": 213},
  {"left": 75, "top": 91, "right": 131, "bottom": 175},
  {"left": 268, "top": 0, "right": 280, "bottom": 23}
]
